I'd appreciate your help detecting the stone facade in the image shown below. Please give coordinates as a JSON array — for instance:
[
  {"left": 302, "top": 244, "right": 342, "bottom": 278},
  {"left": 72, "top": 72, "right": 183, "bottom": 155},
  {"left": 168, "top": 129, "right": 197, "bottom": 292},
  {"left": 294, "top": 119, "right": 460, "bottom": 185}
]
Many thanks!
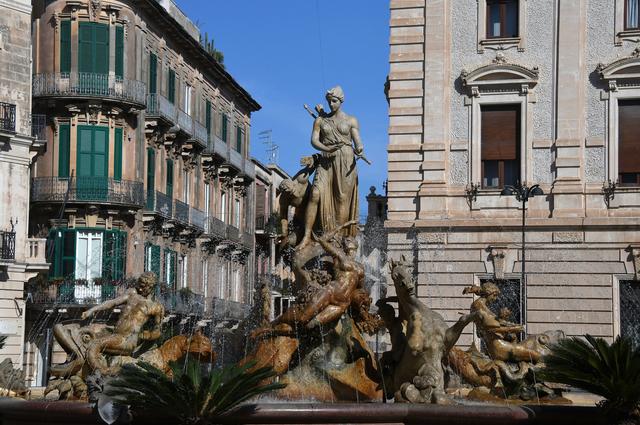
[
  {"left": 386, "top": 0, "right": 640, "bottom": 346},
  {"left": 0, "top": 0, "right": 48, "bottom": 370},
  {"left": 23, "top": 0, "right": 260, "bottom": 386}
]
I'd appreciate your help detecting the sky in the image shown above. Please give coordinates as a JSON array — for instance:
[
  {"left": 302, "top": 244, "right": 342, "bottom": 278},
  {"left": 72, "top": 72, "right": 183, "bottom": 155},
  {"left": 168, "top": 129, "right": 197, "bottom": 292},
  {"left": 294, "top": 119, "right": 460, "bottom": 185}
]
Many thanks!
[{"left": 175, "top": 0, "right": 390, "bottom": 213}]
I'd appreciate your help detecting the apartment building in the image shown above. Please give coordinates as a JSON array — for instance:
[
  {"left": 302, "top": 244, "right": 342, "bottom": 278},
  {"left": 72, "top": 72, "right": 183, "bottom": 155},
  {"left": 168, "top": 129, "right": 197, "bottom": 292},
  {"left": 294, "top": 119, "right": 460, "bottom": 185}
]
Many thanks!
[
  {"left": 386, "top": 0, "right": 640, "bottom": 346},
  {"left": 23, "top": 0, "right": 259, "bottom": 385}
]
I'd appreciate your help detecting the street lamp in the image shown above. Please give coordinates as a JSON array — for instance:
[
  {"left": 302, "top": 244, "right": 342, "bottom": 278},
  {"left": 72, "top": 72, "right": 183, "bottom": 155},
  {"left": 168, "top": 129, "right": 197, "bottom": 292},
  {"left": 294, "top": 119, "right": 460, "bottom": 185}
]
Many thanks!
[{"left": 500, "top": 182, "right": 543, "bottom": 334}]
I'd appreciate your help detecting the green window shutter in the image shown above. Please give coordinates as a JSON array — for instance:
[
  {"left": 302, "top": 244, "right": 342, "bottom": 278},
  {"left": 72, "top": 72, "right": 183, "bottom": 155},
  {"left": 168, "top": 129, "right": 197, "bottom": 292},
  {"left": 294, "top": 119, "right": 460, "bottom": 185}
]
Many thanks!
[
  {"left": 60, "top": 21, "right": 71, "bottom": 73},
  {"left": 78, "top": 22, "right": 109, "bottom": 75},
  {"left": 205, "top": 100, "right": 212, "bottom": 138},
  {"left": 166, "top": 159, "right": 173, "bottom": 198},
  {"left": 146, "top": 148, "right": 155, "bottom": 208},
  {"left": 115, "top": 231, "right": 126, "bottom": 279},
  {"left": 168, "top": 69, "right": 176, "bottom": 104},
  {"left": 149, "top": 53, "right": 157, "bottom": 94},
  {"left": 221, "top": 113, "right": 228, "bottom": 142},
  {"left": 235, "top": 126, "right": 242, "bottom": 153},
  {"left": 61, "top": 229, "right": 76, "bottom": 280},
  {"left": 115, "top": 25, "right": 124, "bottom": 78},
  {"left": 114, "top": 128, "right": 123, "bottom": 181},
  {"left": 103, "top": 230, "right": 114, "bottom": 279},
  {"left": 78, "top": 22, "right": 93, "bottom": 73},
  {"left": 58, "top": 124, "right": 70, "bottom": 177},
  {"left": 151, "top": 245, "right": 161, "bottom": 279},
  {"left": 94, "top": 23, "right": 109, "bottom": 75}
]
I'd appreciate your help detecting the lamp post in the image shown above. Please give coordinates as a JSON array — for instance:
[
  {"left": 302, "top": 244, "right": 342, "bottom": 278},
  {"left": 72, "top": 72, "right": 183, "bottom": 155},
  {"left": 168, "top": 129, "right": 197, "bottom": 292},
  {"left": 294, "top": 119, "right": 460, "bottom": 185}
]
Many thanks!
[{"left": 500, "top": 182, "right": 544, "bottom": 334}]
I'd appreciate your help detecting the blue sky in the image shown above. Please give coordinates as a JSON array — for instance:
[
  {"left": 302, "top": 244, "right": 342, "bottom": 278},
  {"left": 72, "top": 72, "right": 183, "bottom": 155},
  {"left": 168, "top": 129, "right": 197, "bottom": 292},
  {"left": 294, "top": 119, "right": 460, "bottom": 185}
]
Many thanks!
[{"left": 176, "top": 0, "right": 390, "bottom": 212}]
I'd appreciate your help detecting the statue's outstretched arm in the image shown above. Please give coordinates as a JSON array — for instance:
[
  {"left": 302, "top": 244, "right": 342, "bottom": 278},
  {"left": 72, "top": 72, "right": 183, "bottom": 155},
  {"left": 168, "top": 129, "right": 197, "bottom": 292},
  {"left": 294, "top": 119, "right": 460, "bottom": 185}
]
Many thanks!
[{"left": 82, "top": 292, "right": 130, "bottom": 320}]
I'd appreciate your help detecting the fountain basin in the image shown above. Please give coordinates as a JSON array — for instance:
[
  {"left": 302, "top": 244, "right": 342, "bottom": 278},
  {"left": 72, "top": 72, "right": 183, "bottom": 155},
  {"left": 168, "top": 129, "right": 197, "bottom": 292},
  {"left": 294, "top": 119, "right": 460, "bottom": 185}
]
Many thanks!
[{"left": 0, "top": 400, "right": 607, "bottom": 425}]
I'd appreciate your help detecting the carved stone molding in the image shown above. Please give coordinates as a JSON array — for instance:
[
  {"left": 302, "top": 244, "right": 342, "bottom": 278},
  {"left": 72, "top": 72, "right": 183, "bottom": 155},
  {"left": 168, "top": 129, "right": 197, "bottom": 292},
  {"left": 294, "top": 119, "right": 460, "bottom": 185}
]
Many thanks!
[
  {"left": 629, "top": 245, "right": 640, "bottom": 281},
  {"left": 460, "top": 56, "right": 539, "bottom": 98},
  {"left": 597, "top": 47, "right": 640, "bottom": 90},
  {"left": 89, "top": 0, "right": 102, "bottom": 21},
  {"left": 488, "top": 245, "right": 508, "bottom": 280}
]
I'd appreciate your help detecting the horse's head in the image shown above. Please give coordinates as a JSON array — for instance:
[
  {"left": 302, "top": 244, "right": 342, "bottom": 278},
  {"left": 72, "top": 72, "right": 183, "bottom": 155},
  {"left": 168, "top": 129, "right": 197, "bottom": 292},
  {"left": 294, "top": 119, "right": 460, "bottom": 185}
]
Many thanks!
[{"left": 389, "top": 255, "right": 415, "bottom": 296}]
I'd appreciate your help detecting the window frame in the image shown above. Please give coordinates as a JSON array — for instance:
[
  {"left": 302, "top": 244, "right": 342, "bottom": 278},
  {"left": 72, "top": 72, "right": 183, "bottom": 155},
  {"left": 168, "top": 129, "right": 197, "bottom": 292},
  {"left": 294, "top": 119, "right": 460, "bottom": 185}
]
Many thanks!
[
  {"left": 480, "top": 103, "right": 522, "bottom": 190},
  {"left": 625, "top": 0, "right": 640, "bottom": 31},
  {"left": 477, "top": 0, "right": 526, "bottom": 53},
  {"left": 485, "top": 0, "right": 519, "bottom": 39}
]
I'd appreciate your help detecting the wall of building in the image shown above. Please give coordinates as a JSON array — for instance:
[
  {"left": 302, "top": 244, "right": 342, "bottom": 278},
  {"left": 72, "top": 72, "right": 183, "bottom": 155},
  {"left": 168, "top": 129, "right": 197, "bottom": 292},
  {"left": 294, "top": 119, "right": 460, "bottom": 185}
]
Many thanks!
[{"left": 386, "top": 0, "right": 640, "bottom": 345}]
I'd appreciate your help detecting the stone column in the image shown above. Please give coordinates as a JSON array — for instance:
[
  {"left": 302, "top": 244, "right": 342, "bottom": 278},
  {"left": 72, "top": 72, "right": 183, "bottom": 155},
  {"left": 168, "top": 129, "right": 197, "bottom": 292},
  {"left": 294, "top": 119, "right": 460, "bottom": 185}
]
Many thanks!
[{"left": 552, "top": 0, "right": 587, "bottom": 218}]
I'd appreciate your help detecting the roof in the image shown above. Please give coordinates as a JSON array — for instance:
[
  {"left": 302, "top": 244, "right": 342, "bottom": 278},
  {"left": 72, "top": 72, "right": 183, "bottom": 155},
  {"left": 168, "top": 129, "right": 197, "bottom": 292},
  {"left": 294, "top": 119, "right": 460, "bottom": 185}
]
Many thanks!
[{"left": 140, "top": 0, "right": 261, "bottom": 112}]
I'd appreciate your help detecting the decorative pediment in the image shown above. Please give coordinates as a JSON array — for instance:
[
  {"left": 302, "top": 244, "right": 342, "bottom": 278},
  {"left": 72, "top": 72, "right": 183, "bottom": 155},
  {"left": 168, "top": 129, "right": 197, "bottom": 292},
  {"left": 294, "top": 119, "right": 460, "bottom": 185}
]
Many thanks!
[
  {"left": 461, "top": 53, "right": 539, "bottom": 97},
  {"left": 597, "top": 47, "right": 640, "bottom": 91}
]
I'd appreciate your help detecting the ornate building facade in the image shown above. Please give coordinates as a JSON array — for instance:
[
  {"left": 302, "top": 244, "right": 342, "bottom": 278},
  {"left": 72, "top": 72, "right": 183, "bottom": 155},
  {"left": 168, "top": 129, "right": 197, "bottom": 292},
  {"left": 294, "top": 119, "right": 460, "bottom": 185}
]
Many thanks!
[
  {"left": 0, "top": 0, "right": 48, "bottom": 370},
  {"left": 23, "top": 0, "right": 259, "bottom": 385},
  {"left": 386, "top": 0, "right": 640, "bottom": 346}
]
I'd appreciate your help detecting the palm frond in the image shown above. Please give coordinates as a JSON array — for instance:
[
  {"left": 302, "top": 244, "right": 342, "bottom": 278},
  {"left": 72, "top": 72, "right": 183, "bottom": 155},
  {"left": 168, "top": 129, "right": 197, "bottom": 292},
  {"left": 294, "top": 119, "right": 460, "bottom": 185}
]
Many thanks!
[
  {"left": 539, "top": 334, "right": 640, "bottom": 419},
  {"left": 105, "top": 359, "right": 285, "bottom": 424}
]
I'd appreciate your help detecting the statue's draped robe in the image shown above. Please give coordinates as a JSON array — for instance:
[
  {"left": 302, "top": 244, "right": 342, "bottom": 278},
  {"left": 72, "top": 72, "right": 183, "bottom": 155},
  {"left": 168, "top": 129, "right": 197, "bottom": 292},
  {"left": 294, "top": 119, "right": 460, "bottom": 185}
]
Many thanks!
[{"left": 313, "top": 114, "right": 358, "bottom": 237}]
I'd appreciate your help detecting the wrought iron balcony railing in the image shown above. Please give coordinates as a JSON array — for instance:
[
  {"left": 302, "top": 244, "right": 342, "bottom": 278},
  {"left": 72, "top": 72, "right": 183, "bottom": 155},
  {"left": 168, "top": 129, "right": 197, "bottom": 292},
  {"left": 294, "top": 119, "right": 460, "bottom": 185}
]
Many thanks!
[
  {"left": 0, "top": 102, "right": 16, "bottom": 133},
  {"left": 227, "top": 225, "right": 240, "bottom": 242},
  {"left": 190, "top": 207, "right": 206, "bottom": 231},
  {"left": 31, "top": 114, "right": 47, "bottom": 142},
  {"left": 174, "top": 199, "right": 189, "bottom": 224},
  {"left": 29, "top": 280, "right": 127, "bottom": 305},
  {"left": 145, "top": 190, "right": 173, "bottom": 219},
  {"left": 160, "top": 290, "right": 205, "bottom": 316},
  {"left": 205, "top": 216, "right": 226, "bottom": 238},
  {"left": 211, "top": 297, "right": 249, "bottom": 321},
  {"left": 192, "top": 119, "right": 208, "bottom": 147},
  {"left": 33, "top": 73, "right": 147, "bottom": 106},
  {"left": 177, "top": 108, "right": 193, "bottom": 136},
  {"left": 31, "top": 177, "right": 145, "bottom": 207},
  {"left": 0, "top": 230, "right": 16, "bottom": 260},
  {"left": 146, "top": 93, "right": 177, "bottom": 125}
]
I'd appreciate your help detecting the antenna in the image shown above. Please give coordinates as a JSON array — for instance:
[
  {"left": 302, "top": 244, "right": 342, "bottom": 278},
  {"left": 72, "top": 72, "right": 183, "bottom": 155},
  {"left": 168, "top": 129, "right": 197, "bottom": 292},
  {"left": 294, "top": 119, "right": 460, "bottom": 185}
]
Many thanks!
[{"left": 259, "top": 130, "right": 279, "bottom": 165}]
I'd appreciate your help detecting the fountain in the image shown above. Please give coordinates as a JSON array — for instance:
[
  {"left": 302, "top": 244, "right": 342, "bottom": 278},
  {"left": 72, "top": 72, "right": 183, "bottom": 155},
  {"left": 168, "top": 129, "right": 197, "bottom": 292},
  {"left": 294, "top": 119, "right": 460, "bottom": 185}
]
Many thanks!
[{"left": 0, "top": 87, "right": 610, "bottom": 425}]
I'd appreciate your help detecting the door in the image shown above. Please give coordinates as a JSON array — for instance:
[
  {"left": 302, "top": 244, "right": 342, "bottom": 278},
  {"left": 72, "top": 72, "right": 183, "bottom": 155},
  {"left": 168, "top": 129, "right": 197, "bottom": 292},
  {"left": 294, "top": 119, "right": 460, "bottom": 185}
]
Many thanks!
[
  {"left": 78, "top": 22, "right": 109, "bottom": 94},
  {"left": 75, "top": 231, "right": 103, "bottom": 302},
  {"left": 77, "top": 126, "right": 109, "bottom": 200}
]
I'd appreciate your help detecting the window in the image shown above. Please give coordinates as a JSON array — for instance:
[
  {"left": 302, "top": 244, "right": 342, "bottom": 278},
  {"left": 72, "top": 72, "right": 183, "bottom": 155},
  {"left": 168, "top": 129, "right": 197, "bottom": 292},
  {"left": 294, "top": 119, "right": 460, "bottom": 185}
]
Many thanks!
[
  {"left": 220, "top": 191, "right": 227, "bottom": 223},
  {"left": 115, "top": 25, "right": 124, "bottom": 78},
  {"left": 58, "top": 124, "right": 70, "bottom": 178},
  {"left": 232, "top": 268, "right": 240, "bottom": 302},
  {"left": 48, "top": 228, "right": 76, "bottom": 278},
  {"left": 167, "top": 69, "right": 176, "bottom": 104},
  {"left": 166, "top": 159, "right": 174, "bottom": 198},
  {"left": 183, "top": 170, "right": 190, "bottom": 203},
  {"left": 78, "top": 22, "right": 109, "bottom": 75},
  {"left": 102, "top": 230, "right": 126, "bottom": 280},
  {"left": 627, "top": 0, "right": 640, "bottom": 30},
  {"left": 60, "top": 20, "right": 71, "bottom": 74},
  {"left": 184, "top": 84, "right": 192, "bottom": 116},
  {"left": 218, "top": 263, "right": 226, "bottom": 298},
  {"left": 618, "top": 99, "right": 640, "bottom": 186},
  {"left": 114, "top": 128, "right": 123, "bottom": 181},
  {"left": 74, "top": 231, "right": 102, "bottom": 281},
  {"left": 234, "top": 198, "right": 241, "bottom": 228},
  {"left": 221, "top": 113, "right": 228, "bottom": 142},
  {"left": 145, "top": 243, "right": 161, "bottom": 279},
  {"left": 149, "top": 53, "right": 157, "bottom": 95},
  {"left": 204, "top": 183, "right": 210, "bottom": 232},
  {"left": 620, "top": 280, "right": 640, "bottom": 348},
  {"left": 486, "top": 0, "right": 519, "bottom": 38},
  {"left": 202, "top": 259, "right": 209, "bottom": 301},
  {"left": 481, "top": 104, "right": 520, "bottom": 189},
  {"left": 205, "top": 100, "right": 212, "bottom": 139},
  {"left": 181, "top": 254, "right": 188, "bottom": 289},
  {"left": 164, "top": 249, "right": 177, "bottom": 289},
  {"left": 146, "top": 148, "right": 155, "bottom": 208},
  {"left": 235, "top": 125, "right": 243, "bottom": 153},
  {"left": 77, "top": 125, "right": 109, "bottom": 200}
]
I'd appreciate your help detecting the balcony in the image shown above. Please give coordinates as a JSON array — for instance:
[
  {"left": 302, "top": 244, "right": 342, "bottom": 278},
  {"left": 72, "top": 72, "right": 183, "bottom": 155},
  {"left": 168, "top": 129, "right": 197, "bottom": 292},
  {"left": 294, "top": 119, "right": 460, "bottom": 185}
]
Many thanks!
[
  {"left": 31, "top": 177, "right": 145, "bottom": 207},
  {"left": 146, "top": 93, "right": 177, "bottom": 126},
  {"left": 211, "top": 298, "right": 249, "bottom": 321},
  {"left": 0, "top": 230, "right": 16, "bottom": 261},
  {"left": 192, "top": 119, "right": 208, "bottom": 148},
  {"left": 227, "top": 225, "right": 240, "bottom": 243},
  {"left": 242, "top": 231, "right": 254, "bottom": 249},
  {"left": 31, "top": 114, "right": 47, "bottom": 142},
  {"left": 190, "top": 207, "right": 206, "bottom": 231},
  {"left": 174, "top": 199, "right": 189, "bottom": 224},
  {"left": 32, "top": 73, "right": 147, "bottom": 108},
  {"left": 29, "top": 280, "right": 128, "bottom": 306},
  {"left": 228, "top": 148, "right": 243, "bottom": 172},
  {"left": 26, "top": 238, "right": 49, "bottom": 272},
  {"left": 176, "top": 108, "right": 193, "bottom": 136},
  {"left": 160, "top": 290, "right": 205, "bottom": 316},
  {"left": 205, "top": 216, "right": 226, "bottom": 239},
  {"left": 0, "top": 102, "right": 16, "bottom": 133},
  {"left": 145, "top": 190, "right": 173, "bottom": 219}
]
